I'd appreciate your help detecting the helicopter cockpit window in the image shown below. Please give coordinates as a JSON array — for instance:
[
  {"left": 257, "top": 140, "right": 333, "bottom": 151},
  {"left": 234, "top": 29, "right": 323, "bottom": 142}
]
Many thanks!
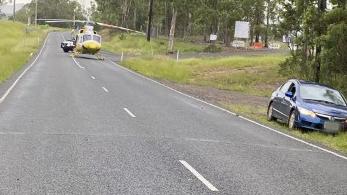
[
  {"left": 83, "top": 34, "right": 92, "bottom": 41},
  {"left": 93, "top": 35, "right": 101, "bottom": 43}
]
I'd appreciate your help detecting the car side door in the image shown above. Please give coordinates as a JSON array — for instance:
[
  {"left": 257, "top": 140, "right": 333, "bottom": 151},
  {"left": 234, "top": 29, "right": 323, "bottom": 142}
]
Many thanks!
[
  {"left": 272, "top": 81, "right": 292, "bottom": 120},
  {"left": 281, "top": 83, "right": 297, "bottom": 119}
]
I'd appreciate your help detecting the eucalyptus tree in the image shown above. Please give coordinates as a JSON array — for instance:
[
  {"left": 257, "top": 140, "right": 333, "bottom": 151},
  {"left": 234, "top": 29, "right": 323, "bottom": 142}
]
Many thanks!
[
  {"left": 278, "top": 0, "right": 347, "bottom": 85},
  {"left": 264, "top": 0, "right": 278, "bottom": 47},
  {"left": 218, "top": 0, "right": 243, "bottom": 46}
]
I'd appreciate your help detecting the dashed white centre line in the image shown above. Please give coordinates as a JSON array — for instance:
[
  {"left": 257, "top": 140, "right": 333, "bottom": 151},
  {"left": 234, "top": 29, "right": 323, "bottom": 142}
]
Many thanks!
[
  {"left": 91, "top": 76, "right": 96, "bottom": 80},
  {"left": 179, "top": 160, "right": 219, "bottom": 192},
  {"left": 102, "top": 87, "right": 109, "bottom": 93},
  {"left": 123, "top": 108, "right": 136, "bottom": 118},
  {"left": 72, "top": 57, "right": 85, "bottom": 69}
]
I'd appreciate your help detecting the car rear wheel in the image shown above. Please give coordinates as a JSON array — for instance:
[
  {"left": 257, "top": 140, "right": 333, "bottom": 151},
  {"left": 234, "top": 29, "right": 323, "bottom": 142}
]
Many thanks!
[
  {"left": 267, "top": 103, "right": 275, "bottom": 121},
  {"left": 288, "top": 110, "right": 297, "bottom": 129}
]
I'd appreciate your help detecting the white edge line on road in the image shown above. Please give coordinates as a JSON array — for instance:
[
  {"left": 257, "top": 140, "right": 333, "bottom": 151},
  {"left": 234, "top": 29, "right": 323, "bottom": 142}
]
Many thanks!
[
  {"left": 109, "top": 60, "right": 347, "bottom": 161},
  {"left": 123, "top": 108, "right": 136, "bottom": 118},
  {"left": 72, "top": 57, "right": 85, "bottom": 69},
  {"left": 91, "top": 76, "right": 96, "bottom": 80},
  {"left": 179, "top": 160, "right": 219, "bottom": 192},
  {"left": 109, "top": 61, "right": 237, "bottom": 116},
  {"left": 102, "top": 87, "right": 109, "bottom": 93},
  {"left": 0, "top": 36, "right": 48, "bottom": 104},
  {"left": 238, "top": 115, "right": 347, "bottom": 160}
]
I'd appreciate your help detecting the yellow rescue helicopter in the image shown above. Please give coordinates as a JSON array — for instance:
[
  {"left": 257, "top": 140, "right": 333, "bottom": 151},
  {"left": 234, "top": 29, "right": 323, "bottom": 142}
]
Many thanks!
[
  {"left": 70, "top": 24, "right": 102, "bottom": 59},
  {"left": 37, "top": 19, "right": 145, "bottom": 60}
]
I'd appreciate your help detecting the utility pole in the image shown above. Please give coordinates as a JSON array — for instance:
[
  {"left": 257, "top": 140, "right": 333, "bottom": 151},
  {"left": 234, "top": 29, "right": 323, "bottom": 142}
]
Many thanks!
[
  {"left": 264, "top": 0, "right": 270, "bottom": 48},
  {"left": 168, "top": 9, "right": 177, "bottom": 53},
  {"left": 73, "top": 8, "right": 76, "bottom": 28},
  {"left": 314, "top": 0, "right": 327, "bottom": 82},
  {"left": 147, "top": 0, "right": 154, "bottom": 42},
  {"left": 35, "top": 0, "right": 38, "bottom": 27},
  {"left": 12, "top": 0, "right": 15, "bottom": 22}
]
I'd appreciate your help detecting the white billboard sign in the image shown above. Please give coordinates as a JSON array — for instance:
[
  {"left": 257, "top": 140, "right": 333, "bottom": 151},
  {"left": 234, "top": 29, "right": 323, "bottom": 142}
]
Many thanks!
[
  {"left": 210, "top": 34, "right": 217, "bottom": 41},
  {"left": 234, "top": 21, "right": 250, "bottom": 39}
]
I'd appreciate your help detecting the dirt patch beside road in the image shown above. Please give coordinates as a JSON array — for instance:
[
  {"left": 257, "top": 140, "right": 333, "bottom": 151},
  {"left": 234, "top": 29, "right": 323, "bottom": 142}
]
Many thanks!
[
  {"left": 168, "top": 48, "right": 289, "bottom": 59},
  {"left": 161, "top": 80, "right": 268, "bottom": 108}
]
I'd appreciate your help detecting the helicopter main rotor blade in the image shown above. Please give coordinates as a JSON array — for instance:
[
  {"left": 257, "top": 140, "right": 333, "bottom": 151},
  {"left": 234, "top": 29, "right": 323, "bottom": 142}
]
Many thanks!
[
  {"left": 37, "top": 19, "right": 89, "bottom": 23},
  {"left": 96, "top": 22, "right": 145, "bottom": 35},
  {"left": 37, "top": 19, "right": 145, "bottom": 35}
]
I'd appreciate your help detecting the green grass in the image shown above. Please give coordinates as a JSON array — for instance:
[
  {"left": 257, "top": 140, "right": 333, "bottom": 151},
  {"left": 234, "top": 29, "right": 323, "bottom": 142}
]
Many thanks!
[
  {"left": 102, "top": 33, "right": 205, "bottom": 55},
  {"left": 124, "top": 54, "right": 287, "bottom": 97},
  {"left": 124, "top": 56, "right": 192, "bottom": 82},
  {"left": 0, "top": 21, "right": 50, "bottom": 83}
]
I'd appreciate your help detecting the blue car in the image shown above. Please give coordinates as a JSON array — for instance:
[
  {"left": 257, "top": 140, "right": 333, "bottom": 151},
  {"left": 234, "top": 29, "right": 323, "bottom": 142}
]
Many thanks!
[{"left": 267, "top": 79, "right": 347, "bottom": 133}]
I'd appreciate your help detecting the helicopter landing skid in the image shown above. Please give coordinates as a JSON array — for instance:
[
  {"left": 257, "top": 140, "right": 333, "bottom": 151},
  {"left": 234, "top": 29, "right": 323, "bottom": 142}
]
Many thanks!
[
  {"left": 70, "top": 51, "right": 80, "bottom": 58},
  {"left": 96, "top": 53, "right": 105, "bottom": 60}
]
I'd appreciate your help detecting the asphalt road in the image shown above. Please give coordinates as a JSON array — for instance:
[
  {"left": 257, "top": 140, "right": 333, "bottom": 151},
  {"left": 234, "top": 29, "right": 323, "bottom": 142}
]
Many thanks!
[{"left": 0, "top": 32, "right": 346, "bottom": 194}]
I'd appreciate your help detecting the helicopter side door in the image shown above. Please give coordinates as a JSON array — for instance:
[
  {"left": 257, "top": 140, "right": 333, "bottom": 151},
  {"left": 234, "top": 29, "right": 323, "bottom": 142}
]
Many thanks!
[{"left": 75, "top": 35, "right": 83, "bottom": 48}]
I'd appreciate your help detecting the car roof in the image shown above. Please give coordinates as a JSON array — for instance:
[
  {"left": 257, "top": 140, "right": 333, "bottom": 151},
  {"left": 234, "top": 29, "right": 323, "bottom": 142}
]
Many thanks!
[
  {"left": 286, "top": 79, "right": 347, "bottom": 102},
  {"left": 295, "top": 79, "right": 334, "bottom": 89}
]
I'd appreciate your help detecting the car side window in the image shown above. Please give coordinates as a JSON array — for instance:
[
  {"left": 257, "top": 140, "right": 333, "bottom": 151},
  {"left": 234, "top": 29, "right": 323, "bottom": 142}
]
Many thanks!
[
  {"left": 280, "top": 82, "right": 292, "bottom": 93},
  {"left": 288, "top": 83, "right": 296, "bottom": 96}
]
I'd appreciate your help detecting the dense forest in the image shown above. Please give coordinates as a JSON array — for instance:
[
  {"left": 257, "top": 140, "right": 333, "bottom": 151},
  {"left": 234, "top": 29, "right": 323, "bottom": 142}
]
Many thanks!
[
  {"left": 91, "top": 0, "right": 279, "bottom": 47},
  {"left": 9, "top": 0, "right": 347, "bottom": 94},
  {"left": 92, "top": 0, "right": 346, "bottom": 92}
]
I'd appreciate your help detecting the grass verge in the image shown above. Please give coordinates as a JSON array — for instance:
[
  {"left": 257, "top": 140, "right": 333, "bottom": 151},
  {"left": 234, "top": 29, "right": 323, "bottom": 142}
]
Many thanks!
[
  {"left": 0, "top": 21, "right": 51, "bottom": 84},
  {"left": 123, "top": 54, "right": 287, "bottom": 97},
  {"left": 101, "top": 31, "right": 205, "bottom": 55}
]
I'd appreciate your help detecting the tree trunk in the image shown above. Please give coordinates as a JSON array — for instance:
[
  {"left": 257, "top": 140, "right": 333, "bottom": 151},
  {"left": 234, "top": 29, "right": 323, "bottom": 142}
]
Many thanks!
[
  {"left": 212, "top": 0, "right": 218, "bottom": 34},
  {"left": 184, "top": 12, "right": 192, "bottom": 40},
  {"left": 156, "top": 24, "right": 159, "bottom": 38},
  {"left": 314, "top": 46, "right": 322, "bottom": 82},
  {"left": 254, "top": 0, "right": 262, "bottom": 43},
  {"left": 250, "top": 26, "right": 254, "bottom": 46},
  {"left": 255, "top": 34, "right": 260, "bottom": 43},
  {"left": 168, "top": 9, "right": 177, "bottom": 53},
  {"left": 13, "top": 0, "right": 16, "bottom": 22},
  {"left": 204, "top": 25, "right": 208, "bottom": 42},
  {"left": 121, "top": 0, "right": 129, "bottom": 27},
  {"left": 314, "top": 0, "right": 327, "bottom": 82},
  {"left": 133, "top": 7, "right": 136, "bottom": 29},
  {"left": 225, "top": 26, "right": 230, "bottom": 47},
  {"left": 147, "top": 0, "right": 154, "bottom": 42},
  {"left": 264, "top": 1, "right": 270, "bottom": 48},
  {"left": 164, "top": 1, "right": 169, "bottom": 36}
]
